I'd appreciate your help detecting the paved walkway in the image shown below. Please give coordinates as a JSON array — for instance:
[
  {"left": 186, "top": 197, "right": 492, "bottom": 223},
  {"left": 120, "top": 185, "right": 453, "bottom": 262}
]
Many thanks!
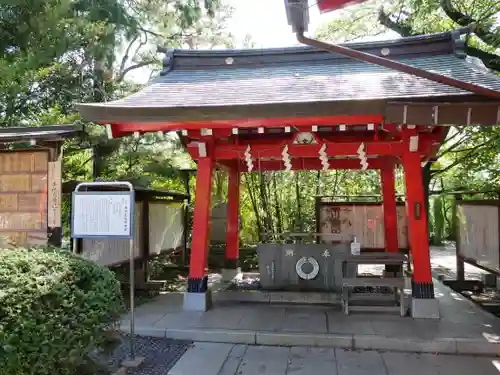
[
  {"left": 121, "top": 245, "right": 500, "bottom": 355},
  {"left": 168, "top": 342, "right": 500, "bottom": 375},
  {"left": 121, "top": 280, "right": 500, "bottom": 355}
]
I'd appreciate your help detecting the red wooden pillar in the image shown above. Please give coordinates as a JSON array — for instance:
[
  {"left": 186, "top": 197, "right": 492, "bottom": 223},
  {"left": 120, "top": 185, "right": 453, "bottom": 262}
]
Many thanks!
[
  {"left": 403, "top": 148, "right": 434, "bottom": 299},
  {"left": 381, "top": 166, "right": 399, "bottom": 253},
  {"left": 225, "top": 165, "right": 240, "bottom": 269},
  {"left": 188, "top": 156, "right": 214, "bottom": 293}
]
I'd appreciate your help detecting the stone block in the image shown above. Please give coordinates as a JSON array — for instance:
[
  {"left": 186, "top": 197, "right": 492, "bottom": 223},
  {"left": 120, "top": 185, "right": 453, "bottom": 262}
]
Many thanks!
[
  {"left": 119, "top": 324, "right": 166, "bottom": 338},
  {"left": 0, "top": 194, "right": 18, "bottom": 210},
  {"left": 18, "top": 193, "right": 43, "bottom": 211},
  {"left": 411, "top": 298, "right": 440, "bottom": 319},
  {"left": 267, "top": 291, "right": 340, "bottom": 305},
  {"left": 255, "top": 332, "right": 353, "bottom": 348},
  {"left": 455, "top": 338, "right": 500, "bottom": 356},
  {"left": 214, "top": 290, "right": 270, "bottom": 303},
  {"left": 354, "top": 335, "right": 456, "bottom": 354},
  {"left": 257, "top": 243, "right": 351, "bottom": 292},
  {"left": 32, "top": 152, "right": 48, "bottom": 172},
  {"left": 168, "top": 342, "right": 233, "bottom": 375},
  {"left": 183, "top": 291, "right": 212, "bottom": 312},
  {"left": 30, "top": 174, "right": 47, "bottom": 192},
  {"left": 166, "top": 328, "right": 256, "bottom": 344}
]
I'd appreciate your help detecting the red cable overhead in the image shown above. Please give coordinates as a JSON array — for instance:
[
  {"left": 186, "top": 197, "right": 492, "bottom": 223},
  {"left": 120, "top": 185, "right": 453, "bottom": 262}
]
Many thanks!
[{"left": 316, "top": 0, "right": 366, "bottom": 13}]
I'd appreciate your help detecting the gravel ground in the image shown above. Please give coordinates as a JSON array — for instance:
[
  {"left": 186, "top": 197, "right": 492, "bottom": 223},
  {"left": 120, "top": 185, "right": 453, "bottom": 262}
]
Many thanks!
[{"left": 99, "top": 335, "right": 191, "bottom": 375}]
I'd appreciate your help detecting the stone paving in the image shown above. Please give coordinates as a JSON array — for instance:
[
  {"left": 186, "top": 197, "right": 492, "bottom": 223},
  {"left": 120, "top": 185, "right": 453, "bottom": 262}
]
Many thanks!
[
  {"left": 119, "top": 244, "right": 500, "bottom": 356},
  {"left": 168, "top": 342, "right": 500, "bottom": 375},
  {"left": 115, "top": 245, "right": 500, "bottom": 374},
  {"left": 120, "top": 279, "right": 500, "bottom": 355}
]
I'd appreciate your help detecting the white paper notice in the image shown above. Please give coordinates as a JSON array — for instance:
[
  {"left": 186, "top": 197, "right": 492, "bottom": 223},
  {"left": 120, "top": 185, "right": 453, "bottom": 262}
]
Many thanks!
[{"left": 72, "top": 192, "right": 133, "bottom": 238}]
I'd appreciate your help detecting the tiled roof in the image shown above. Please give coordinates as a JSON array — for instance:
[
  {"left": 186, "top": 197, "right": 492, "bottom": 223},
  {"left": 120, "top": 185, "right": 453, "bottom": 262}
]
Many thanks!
[
  {"left": 77, "top": 31, "right": 500, "bottom": 123},
  {"left": 0, "top": 125, "right": 81, "bottom": 143},
  {"left": 101, "top": 55, "right": 500, "bottom": 107}
]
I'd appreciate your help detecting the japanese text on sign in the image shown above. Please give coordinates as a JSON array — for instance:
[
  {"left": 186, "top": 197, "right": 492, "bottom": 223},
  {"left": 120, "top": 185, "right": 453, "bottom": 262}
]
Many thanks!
[{"left": 71, "top": 192, "right": 134, "bottom": 238}]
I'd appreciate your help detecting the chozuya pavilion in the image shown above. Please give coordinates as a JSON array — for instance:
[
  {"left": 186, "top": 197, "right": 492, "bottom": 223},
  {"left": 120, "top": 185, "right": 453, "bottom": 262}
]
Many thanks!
[{"left": 78, "top": 28, "right": 500, "bottom": 318}]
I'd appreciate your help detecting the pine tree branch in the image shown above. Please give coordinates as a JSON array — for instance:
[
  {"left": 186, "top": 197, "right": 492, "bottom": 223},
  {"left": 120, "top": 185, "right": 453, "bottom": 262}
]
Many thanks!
[
  {"left": 378, "top": 8, "right": 413, "bottom": 37},
  {"left": 440, "top": 0, "right": 500, "bottom": 47},
  {"left": 465, "top": 46, "right": 500, "bottom": 71},
  {"left": 432, "top": 135, "right": 500, "bottom": 175},
  {"left": 437, "top": 132, "right": 471, "bottom": 157},
  {"left": 119, "top": 35, "right": 139, "bottom": 76},
  {"left": 379, "top": 5, "right": 500, "bottom": 72},
  {"left": 116, "top": 60, "right": 156, "bottom": 82}
]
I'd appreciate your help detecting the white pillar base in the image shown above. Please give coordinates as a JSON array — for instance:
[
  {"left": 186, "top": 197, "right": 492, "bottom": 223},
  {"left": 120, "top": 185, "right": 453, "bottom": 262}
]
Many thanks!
[
  {"left": 411, "top": 298, "right": 440, "bottom": 319},
  {"left": 183, "top": 290, "right": 212, "bottom": 311}
]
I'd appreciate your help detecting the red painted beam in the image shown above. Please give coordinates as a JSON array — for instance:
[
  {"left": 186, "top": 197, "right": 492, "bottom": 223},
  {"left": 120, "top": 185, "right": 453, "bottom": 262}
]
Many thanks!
[
  {"left": 189, "top": 141, "right": 404, "bottom": 159},
  {"left": 110, "top": 114, "right": 384, "bottom": 135},
  {"left": 230, "top": 134, "right": 392, "bottom": 147},
  {"left": 317, "top": 0, "right": 366, "bottom": 13},
  {"left": 223, "top": 158, "right": 398, "bottom": 171}
]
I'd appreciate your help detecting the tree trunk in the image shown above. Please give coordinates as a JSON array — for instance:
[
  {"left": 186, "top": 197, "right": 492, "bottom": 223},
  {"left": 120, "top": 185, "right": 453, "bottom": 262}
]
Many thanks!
[
  {"left": 245, "top": 175, "right": 263, "bottom": 241},
  {"left": 315, "top": 170, "right": 321, "bottom": 196},
  {"left": 295, "top": 172, "right": 303, "bottom": 232},
  {"left": 92, "top": 61, "right": 105, "bottom": 180},
  {"left": 92, "top": 145, "right": 101, "bottom": 179},
  {"left": 272, "top": 173, "right": 283, "bottom": 235},
  {"left": 259, "top": 172, "right": 273, "bottom": 235},
  {"left": 423, "top": 163, "right": 432, "bottom": 235}
]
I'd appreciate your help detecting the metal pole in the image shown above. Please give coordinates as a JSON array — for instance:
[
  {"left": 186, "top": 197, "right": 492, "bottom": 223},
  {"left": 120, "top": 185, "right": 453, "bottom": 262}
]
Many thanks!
[
  {"left": 129, "top": 236, "right": 135, "bottom": 360},
  {"left": 72, "top": 237, "right": 78, "bottom": 254},
  {"left": 74, "top": 181, "right": 136, "bottom": 360}
]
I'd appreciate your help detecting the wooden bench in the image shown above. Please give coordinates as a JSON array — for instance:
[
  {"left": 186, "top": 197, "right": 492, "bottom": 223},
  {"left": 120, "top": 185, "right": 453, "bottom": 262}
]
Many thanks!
[{"left": 340, "top": 252, "right": 408, "bottom": 316}]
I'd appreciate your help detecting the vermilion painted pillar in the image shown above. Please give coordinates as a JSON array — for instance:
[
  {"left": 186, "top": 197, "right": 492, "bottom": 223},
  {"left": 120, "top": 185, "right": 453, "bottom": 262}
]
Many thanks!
[
  {"left": 188, "top": 156, "right": 214, "bottom": 293},
  {"left": 381, "top": 166, "right": 399, "bottom": 253},
  {"left": 403, "top": 150, "right": 434, "bottom": 299},
  {"left": 225, "top": 166, "right": 240, "bottom": 269}
]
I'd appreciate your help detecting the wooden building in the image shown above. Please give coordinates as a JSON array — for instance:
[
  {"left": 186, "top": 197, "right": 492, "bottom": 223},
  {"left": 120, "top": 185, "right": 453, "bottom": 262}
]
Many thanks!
[
  {"left": 76, "top": 30, "right": 500, "bottom": 318},
  {"left": 0, "top": 125, "right": 80, "bottom": 248}
]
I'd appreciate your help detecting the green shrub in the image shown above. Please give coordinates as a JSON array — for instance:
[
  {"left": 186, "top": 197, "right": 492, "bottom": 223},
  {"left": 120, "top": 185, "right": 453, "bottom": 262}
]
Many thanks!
[{"left": 0, "top": 247, "right": 125, "bottom": 375}]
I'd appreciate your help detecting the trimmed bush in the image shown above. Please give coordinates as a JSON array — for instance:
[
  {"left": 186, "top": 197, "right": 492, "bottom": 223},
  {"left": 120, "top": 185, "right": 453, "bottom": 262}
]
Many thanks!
[{"left": 0, "top": 247, "right": 125, "bottom": 375}]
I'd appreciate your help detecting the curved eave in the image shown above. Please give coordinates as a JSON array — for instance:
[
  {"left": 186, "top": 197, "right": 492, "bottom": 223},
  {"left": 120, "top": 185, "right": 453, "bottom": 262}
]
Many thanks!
[
  {"left": 76, "top": 98, "right": 388, "bottom": 126},
  {"left": 78, "top": 99, "right": 500, "bottom": 140},
  {"left": 77, "top": 91, "right": 484, "bottom": 128}
]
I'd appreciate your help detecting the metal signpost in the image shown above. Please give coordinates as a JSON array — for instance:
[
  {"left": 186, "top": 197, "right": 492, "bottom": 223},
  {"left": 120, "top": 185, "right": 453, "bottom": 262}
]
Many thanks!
[{"left": 71, "top": 181, "right": 137, "bottom": 360}]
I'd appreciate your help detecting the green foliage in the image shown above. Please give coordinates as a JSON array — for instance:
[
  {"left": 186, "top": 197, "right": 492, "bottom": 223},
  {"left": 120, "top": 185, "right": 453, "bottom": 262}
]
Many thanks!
[
  {"left": 0, "top": 247, "right": 124, "bottom": 375},
  {"left": 450, "top": 196, "right": 458, "bottom": 241},
  {"left": 236, "top": 170, "right": 382, "bottom": 245},
  {"left": 315, "top": 0, "right": 500, "bottom": 241}
]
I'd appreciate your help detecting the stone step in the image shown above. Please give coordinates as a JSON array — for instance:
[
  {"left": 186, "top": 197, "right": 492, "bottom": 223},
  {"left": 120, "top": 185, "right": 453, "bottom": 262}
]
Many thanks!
[{"left": 167, "top": 342, "right": 233, "bottom": 375}]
